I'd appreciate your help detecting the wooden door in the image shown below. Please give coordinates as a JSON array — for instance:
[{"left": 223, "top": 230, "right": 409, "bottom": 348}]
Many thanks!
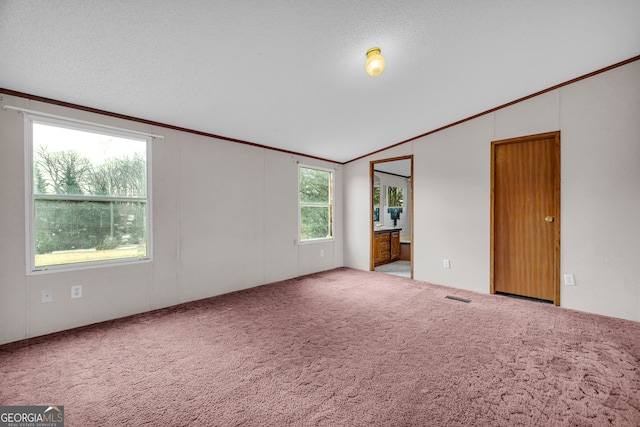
[{"left": 491, "top": 132, "right": 560, "bottom": 305}]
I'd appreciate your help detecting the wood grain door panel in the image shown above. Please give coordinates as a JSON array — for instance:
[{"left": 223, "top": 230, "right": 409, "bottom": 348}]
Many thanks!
[
  {"left": 491, "top": 132, "right": 560, "bottom": 304},
  {"left": 390, "top": 231, "right": 400, "bottom": 260}
]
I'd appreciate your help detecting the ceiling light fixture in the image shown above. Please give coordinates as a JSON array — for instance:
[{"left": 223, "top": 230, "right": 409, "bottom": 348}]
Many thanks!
[{"left": 365, "top": 47, "right": 385, "bottom": 77}]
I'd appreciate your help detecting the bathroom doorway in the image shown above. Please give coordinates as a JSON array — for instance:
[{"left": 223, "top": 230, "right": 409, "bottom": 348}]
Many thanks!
[{"left": 370, "top": 156, "right": 413, "bottom": 278}]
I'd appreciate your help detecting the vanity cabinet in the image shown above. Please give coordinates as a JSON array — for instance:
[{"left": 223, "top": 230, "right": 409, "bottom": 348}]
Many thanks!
[{"left": 374, "top": 229, "right": 401, "bottom": 266}]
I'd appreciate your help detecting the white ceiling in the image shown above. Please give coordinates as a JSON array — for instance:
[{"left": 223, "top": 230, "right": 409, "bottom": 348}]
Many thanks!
[{"left": 1, "top": 1, "right": 639, "bottom": 163}]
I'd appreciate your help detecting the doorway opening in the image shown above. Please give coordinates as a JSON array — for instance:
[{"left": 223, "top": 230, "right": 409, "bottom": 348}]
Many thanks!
[{"left": 370, "top": 156, "right": 413, "bottom": 279}]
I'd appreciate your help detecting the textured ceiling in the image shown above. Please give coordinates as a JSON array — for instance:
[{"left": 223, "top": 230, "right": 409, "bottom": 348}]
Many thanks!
[{"left": 1, "top": 1, "right": 639, "bottom": 163}]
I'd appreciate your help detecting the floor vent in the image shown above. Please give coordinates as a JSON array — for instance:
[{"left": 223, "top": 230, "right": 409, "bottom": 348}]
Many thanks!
[{"left": 445, "top": 295, "right": 471, "bottom": 303}]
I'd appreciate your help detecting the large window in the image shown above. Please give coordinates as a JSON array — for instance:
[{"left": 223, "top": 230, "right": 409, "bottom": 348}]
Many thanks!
[
  {"left": 299, "top": 166, "right": 333, "bottom": 242},
  {"left": 27, "top": 116, "right": 151, "bottom": 271}
]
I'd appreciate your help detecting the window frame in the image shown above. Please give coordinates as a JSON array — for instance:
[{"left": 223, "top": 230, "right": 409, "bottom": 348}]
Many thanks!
[
  {"left": 387, "top": 185, "right": 404, "bottom": 207},
  {"left": 24, "top": 114, "right": 153, "bottom": 274},
  {"left": 298, "top": 164, "right": 334, "bottom": 244}
]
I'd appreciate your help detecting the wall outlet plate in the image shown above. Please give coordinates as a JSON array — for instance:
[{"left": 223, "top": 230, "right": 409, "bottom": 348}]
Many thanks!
[
  {"left": 71, "top": 285, "right": 82, "bottom": 299},
  {"left": 563, "top": 274, "right": 575, "bottom": 286},
  {"left": 41, "top": 289, "right": 53, "bottom": 303}
]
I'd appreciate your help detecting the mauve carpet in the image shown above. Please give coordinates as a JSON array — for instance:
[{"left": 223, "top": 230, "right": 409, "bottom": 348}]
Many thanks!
[{"left": 1, "top": 268, "right": 639, "bottom": 426}]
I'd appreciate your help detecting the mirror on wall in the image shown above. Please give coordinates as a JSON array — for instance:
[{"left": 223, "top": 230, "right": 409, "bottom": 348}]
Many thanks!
[{"left": 387, "top": 186, "right": 404, "bottom": 227}]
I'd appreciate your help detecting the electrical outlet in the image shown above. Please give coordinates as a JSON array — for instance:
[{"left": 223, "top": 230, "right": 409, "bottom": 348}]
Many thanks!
[
  {"left": 41, "top": 290, "right": 53, "bottom": 303},
  {"left": 71, "top": 285, "right": 82, "bottom": 299},
  {"left": 443, "top": 259, "right": 451, "bottom": 269},
  {"left": 563, "top": 274, "right": 575, "bottom": 286},
  {"left": 320, "top": 249, "right": 325, "bottom": 258}
]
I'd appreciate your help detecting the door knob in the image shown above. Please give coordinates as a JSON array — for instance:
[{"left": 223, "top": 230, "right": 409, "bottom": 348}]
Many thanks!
[{"left": 545, "top": 216, "right": 554, "bottom": 223}]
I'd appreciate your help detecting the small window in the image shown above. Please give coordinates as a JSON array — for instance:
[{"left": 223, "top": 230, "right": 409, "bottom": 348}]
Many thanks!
[
  {"left": 27, "top": 116, "right": 151, "bottom": 271},
  {"left": 299, "top": 166, "right": 333, "bottom": 242},
  {"left": 388, "top": 186, "right": 403, "bottom": 207}
]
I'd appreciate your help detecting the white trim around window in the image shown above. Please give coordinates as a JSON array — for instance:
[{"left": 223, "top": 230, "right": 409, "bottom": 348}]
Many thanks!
[
  {"left": 298, "top": 164, "right": 335, "bottom": 244},
  {"left": 24, "top": 113, "right": 153, "bottom": 274}
]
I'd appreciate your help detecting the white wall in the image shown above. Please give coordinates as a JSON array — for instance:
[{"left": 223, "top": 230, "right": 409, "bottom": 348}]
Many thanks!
[
  {"left": 344, "top": 145, "right": 413, "bottom": 269},
  {"left": 344, "top": 59, "right": 640, "bottom": 321},
  {"left": 413, "top": 115, "right": 493, "bottom": 293},
  {"left": 560, "top": 63, "right": 640, "bottom": 320},
  {"left": 1, "top": 60, "right": 637, "bottom": 345},
  {"left": 0, "top": 96, "right": 343, "bottom": 345}
]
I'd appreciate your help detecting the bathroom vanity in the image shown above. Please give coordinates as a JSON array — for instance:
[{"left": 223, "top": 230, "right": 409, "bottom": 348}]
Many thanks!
[{"left": 373, "top": 228, "right": 401, "bottom": 267}]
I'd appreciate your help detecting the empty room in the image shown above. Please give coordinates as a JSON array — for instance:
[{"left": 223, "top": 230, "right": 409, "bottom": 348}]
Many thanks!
[{"left": 1, "top": 1, "right": 639, "bottom": 426}]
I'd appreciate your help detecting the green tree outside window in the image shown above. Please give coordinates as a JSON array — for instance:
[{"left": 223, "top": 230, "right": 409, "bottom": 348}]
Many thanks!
[
  {"left": 388, "top": 186, "right": 403, "bottom": 207},
  {"left": 299, "top": 167, "right": 333, "bottom": 241}
]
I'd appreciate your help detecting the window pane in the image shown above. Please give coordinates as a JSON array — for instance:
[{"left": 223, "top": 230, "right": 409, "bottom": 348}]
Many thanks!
[
  {"left": 34, "top": 199, "right": 147, "bottom": 268},
  {"left": 300, "top": 167, "right": 330, "bottom": 204},
  {"left": 300, "top": 206, "right": 331, "bottom": 240},
  {"left": 33, "top": 122, "right": 147, "bottom": 197},
  {"left": 388, "top": 186, "right": 403, "bottom": 207}
]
